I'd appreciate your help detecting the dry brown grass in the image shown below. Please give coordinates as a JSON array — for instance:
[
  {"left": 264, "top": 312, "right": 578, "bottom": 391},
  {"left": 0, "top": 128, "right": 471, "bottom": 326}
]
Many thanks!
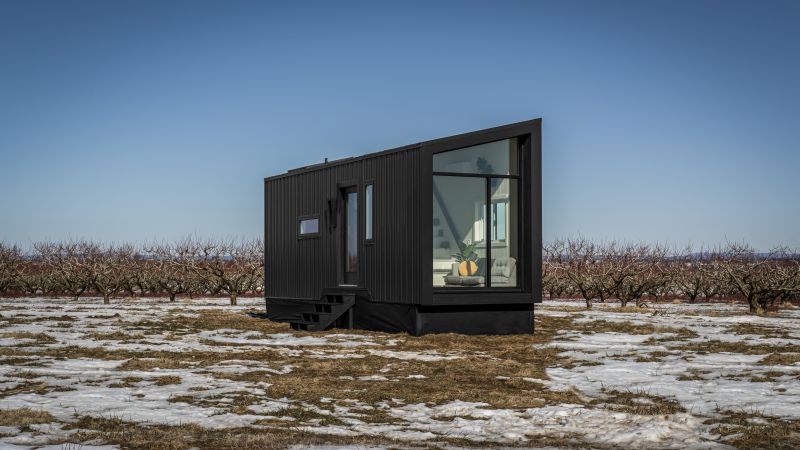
[
  {"left": 59, "top": 415, "right": 586, "bottom": 449},
  {"left": 727, "top": 323, "right": 794, "bottom": 339},
  {"left": 251, "top": 314, "right": 583, "bottom": 409},
  {"left": 1, "top": 311, "right": 582, "bottom": 414},
  {"left": 151, "top": 375, "right": 182, "bottom": 386},
  {"left": 60, "top": 416, "right": 401, "bottom": 450},
  {"left": 16, "top": 303, "right": 777, "bottom": 447},
  {"left": 108, "top": 376, "right": 144, "bottom": 388},
  {"left": 125, "top": 309, "right": 294, "bottom": 336},
  {"left": 707, "top": 410, "right": 800, "bottom": 450},
  {"left": 118, "top": 357, "right": 198, "bottom": 371},
  {"left": 602, "top": 306, "right": 663, "bottom": 314},
  {"left": 209, "top": 370, "right": 286, "bottom": 383},
  {"left": 268, "top": 405, "right": 348, "bottom": 426},
  {"left": 7, "top": 369, "right": 42, "bottom": 379},
  {"left": 560, "top": 320, "right": 699, "bottom": 342},
  {"left": 0, "top": 379, "right": 76, "bottom": 399},
  {"left": 262, "top": 351, "right": 581, "bottom": 408},
  {"left": 0, "top": 331, "right": 57, "bottom": 344},
  {"left": 0, "top": 408, "right": 56, "bottom": 426},
  {"left": 634, "top": 351, "right": 674, "bottom": 363},
  {"left": 669, "top": 341, "right": 800, "bottom": 355},
  {"left": 750, "top": 371, "right": 787, "bottom": 383},
  {"left": 0, "top": 314, "right": 75, "bottom": 324},
  {"left": 760, "top": 352, "right": 800, "bottom": 366},
  {"left": 0, "top": 356, "right": 46, "bottom": 367},
  {"left": 591, "top": 388, "right": 685, "bottom": 416},
  {"left": 87, "top": 331, "right": 147, "bottom": 341},
  {"left": 676, "top": 369, "right": 712, "bottom": 381}
]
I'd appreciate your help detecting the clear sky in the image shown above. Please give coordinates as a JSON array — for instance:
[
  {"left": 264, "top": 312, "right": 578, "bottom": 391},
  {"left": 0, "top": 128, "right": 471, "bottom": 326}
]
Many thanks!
[{"left": 1, "top": 0, "right": 798, "bottom": 250}]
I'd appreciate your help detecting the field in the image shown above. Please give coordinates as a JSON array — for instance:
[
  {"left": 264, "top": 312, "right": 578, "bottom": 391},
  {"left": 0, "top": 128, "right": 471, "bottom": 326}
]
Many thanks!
[{"left": 1, "top": 298, "right": 799, "bottom": 449}]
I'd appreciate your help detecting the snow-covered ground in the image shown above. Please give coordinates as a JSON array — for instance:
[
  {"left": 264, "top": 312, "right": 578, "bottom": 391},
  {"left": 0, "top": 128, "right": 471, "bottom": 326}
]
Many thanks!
[
  {"left": 0, "top": 297, "right": 798, "bottom": 449},
  {"left": 541, "top": 301, "right": 800, "bottom": 419}
]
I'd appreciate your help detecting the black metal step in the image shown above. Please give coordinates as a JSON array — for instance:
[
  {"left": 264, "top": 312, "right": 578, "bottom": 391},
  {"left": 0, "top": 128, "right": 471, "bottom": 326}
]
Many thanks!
[
  {"left": 302, "top": 311, "right": 333, "bottom": 323},
  {"left": 323, "top": 293, "right": 356, "bottom": 304},
  {"left": 287, "top": 288, "right": 357, "bottom": 332},
  {"left": 290, "top": 322, "right": 309, "bottom": 331}
]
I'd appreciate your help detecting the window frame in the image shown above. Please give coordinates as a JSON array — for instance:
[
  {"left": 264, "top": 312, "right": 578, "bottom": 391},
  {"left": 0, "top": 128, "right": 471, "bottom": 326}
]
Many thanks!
[
  {"left": 431, "top": 137, "right": 523, "bottom": 291},
  {"left": 297, "top": 214, "right": 321, "bottom": 239}
]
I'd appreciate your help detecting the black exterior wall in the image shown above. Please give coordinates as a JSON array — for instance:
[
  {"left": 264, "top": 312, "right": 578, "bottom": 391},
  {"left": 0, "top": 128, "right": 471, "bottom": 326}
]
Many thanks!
[{"left": 264, "top": 119, "right": 542, "bottom": 335}]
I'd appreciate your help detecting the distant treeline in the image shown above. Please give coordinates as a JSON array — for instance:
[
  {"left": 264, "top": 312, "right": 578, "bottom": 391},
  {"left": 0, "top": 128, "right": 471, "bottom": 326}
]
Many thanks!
[
  {"left": 543, "top": 238, "right": 800, "bottom": 315},
  {"left": 2, "top": 237, "right": 799, "bottom": 314},
  {"left": 0, "top": 238, "right": 263, "bottom": 305}
]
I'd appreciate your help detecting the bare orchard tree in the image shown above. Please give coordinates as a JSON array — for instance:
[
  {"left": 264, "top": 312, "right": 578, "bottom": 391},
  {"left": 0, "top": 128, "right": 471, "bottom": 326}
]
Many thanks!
[
  {"left": 146, "top": 240, "right": 195, "bottom": 302},
  {"left": 14, "top": 243, "right": 56, "bottom": 296},
  {"left": 121, "top": 254, "right": 158, "bottom": 298},
  {"left": 542, "top": 242, "right": 570, "bottom": 299},
  {"left": 593, "top": 241, "right": 646, "bottom": 307},
  {"left": 552, "top": 238, "right": 611, "bottom": 309},
  {"left": 614, "top": 243, "right": 670, "bottom": 308},
  {"left": 715, "top": 243, "right": 798, "bottom": 315},
  {"left": 0, "top": 242, "right": 23, "bottom": 295},
  {"left": 42, "top": 241, "right": 93, "bottom": 300},
  {"left": 188, "top": 238, "right": 264, "bottom": 305},
  {"left": 773, "top": 252, "right": 800, "bottom": 307},
  {"left": 668, "top": 246, "right": 721, "bottom": 302},
  {"left": 86, "top": 242, "right": 135, "bottom": 304}
]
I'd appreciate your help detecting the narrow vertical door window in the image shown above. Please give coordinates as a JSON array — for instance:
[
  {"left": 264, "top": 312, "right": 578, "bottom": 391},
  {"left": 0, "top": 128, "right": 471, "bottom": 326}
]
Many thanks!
[
  {"left": 365, "top": 184, "right": 373, "bottom": 240},
  {"left": 346, "top": 191, "right": 358, "bottom": 272}
]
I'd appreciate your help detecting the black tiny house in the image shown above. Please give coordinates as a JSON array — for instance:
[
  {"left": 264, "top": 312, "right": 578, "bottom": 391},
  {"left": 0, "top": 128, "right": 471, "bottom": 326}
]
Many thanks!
[{"left": 264, "top": 119, "right": 542, "bottom": 335}]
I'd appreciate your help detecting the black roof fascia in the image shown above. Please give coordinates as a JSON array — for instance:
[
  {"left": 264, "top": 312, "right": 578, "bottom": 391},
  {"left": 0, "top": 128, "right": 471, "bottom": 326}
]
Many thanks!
[{"left": 263, "top": 119, "right": 541, "bottom": 182}]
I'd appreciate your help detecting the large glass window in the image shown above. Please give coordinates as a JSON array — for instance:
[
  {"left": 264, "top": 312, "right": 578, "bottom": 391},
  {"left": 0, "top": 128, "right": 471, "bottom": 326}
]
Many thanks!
[
  {"left": 433, "top": 138, "right": 518, "bottom": 175},
  {"left": 433, "top": 176, "right": 486, "bottom": 287},
  {"left": 432, "top": 138, "right": 520, "bottom": 289}
]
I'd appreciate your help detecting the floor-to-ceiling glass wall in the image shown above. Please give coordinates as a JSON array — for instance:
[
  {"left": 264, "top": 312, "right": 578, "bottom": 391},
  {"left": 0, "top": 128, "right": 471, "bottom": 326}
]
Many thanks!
[{"left": 432, "top": 138, "right": 519, "bottom": 288}]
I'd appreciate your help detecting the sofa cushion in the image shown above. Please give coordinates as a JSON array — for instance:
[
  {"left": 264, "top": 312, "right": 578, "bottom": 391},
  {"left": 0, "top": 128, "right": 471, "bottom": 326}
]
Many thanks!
[
  {"left": 491, "top": 257, "right": 516, "bottom": 279},
  {"left": 443, "top": 274, "right": 483, "bottom": 286}
]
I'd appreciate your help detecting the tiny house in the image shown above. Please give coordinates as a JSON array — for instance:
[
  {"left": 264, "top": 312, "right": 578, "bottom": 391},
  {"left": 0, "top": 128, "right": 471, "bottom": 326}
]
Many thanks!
[{"left": 264, "top": 119, "right": 542, "bottom": 335}]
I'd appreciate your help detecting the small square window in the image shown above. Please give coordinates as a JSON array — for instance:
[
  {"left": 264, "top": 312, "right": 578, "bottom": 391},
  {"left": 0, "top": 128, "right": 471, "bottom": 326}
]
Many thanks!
[{"left": 299, "top": 216, "right": 319, "bottom": 237}]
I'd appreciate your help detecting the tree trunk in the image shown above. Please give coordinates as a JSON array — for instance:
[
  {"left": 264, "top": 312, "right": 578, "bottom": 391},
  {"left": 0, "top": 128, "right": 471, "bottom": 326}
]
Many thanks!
[
  {"left": 747, "top": 296, "right": 765, "bottom": 315},
  {"left": 230, "top": 292, "right": 238, "bottom": 306},
  {"left": 103, "top": 293, "right": 110, "bottom": 304},
  {"left": 169, "top": 293, "right": 176, "bottom": 302},
  {"left": 585, "top": 298, "right": 592, "bottom": 309}
]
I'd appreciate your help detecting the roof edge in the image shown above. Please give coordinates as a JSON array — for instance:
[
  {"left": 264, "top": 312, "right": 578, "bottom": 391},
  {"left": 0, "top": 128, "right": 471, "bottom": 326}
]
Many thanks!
[{"left": 264, "top": 118, "right": 541, "bottom": 182}]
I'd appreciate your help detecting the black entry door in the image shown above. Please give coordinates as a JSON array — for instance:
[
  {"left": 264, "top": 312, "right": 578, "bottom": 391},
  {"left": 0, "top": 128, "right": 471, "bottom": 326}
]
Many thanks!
[{"left": 342, "top": 186, "right": 358, "bottom": 285}]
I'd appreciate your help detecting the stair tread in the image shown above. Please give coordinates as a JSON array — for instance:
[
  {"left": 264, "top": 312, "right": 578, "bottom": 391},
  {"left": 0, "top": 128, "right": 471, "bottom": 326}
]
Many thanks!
[{"left": 284, "top": 290, "right": 358, "bottom": 332}]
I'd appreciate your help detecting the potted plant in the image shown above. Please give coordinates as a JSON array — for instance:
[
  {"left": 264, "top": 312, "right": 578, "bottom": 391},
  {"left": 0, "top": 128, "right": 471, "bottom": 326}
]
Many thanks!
[{"left": 453, "top": 243, "right": 479, "bottom": 276}]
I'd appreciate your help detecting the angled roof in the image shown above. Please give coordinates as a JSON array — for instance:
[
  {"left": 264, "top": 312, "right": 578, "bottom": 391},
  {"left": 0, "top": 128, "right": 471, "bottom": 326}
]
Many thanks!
[{"left": 265, "top": 118, "right": 540, "bottom": 181}]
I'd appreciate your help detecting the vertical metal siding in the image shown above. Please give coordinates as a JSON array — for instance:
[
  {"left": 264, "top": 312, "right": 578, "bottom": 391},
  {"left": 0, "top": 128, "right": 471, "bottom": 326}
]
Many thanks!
[
  {"left": 264, "top": 119, "right": 541, "bottom": 307},
  {"left": 265, "top": 146, "right": 423, "bottom": 304}
]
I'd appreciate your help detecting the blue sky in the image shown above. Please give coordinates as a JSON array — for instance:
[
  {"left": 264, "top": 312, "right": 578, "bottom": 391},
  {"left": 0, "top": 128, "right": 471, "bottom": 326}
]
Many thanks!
[{"left": 1, "top": 0, "right": 798, "bottom": 250}]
